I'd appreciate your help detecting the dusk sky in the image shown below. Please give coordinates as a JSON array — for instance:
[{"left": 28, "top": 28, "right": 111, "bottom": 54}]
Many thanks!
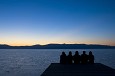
[{"left": 0, "top": 0, "right": 115, "bottom": 46}]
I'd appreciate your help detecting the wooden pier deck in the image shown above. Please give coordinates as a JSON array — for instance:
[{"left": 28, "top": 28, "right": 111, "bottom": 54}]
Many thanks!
[{"left": 41, "top": 63, "right": 115, "bottom": 76}]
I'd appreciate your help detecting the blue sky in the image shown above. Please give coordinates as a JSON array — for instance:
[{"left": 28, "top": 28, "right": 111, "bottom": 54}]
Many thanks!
[{"left": 0, "top": 0, "right": 115, "bottom": 46}]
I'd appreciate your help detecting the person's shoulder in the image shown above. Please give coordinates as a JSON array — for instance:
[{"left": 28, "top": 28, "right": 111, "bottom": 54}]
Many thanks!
[{"left": 81, "top": 54, "right": 83, "bottom": 56}]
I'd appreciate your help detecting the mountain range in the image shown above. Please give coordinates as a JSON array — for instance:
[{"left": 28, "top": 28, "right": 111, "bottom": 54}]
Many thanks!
[{"left": 0, "top": 44, "right": 115, "bottom": 49}]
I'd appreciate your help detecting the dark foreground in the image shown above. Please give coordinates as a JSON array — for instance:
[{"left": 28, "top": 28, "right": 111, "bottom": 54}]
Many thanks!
[{"left": 41, "top": 63, "right": 115, "bottom": 76}]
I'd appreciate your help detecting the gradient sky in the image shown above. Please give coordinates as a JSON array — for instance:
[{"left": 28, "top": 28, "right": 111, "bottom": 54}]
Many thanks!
[{"left": 0, "top": 0, "right": 115, "bottom": 46}]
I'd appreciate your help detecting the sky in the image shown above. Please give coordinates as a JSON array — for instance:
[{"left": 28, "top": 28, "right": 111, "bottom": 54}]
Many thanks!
[{"left": 0, "top": 0, "right": 115, "bottom": 46}]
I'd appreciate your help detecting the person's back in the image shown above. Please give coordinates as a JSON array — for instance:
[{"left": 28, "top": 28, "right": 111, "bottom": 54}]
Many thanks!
[
  {"left": 73, "top": 51, "right": 80, "bottom": 64},
  {"left": 60, "top": 52, "right": 66, "bottom": 64},
  {"left": 88, "top": 51, "right": 94, "bottom": 64},
  {"left": 67, "top": 51, "right": 73, "bottom": 64},
  {"left": 81, "top": 51, "right": 88, "bottom": 64}
]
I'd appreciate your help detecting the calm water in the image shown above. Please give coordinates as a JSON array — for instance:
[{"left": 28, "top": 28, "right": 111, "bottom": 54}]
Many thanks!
[{"left": 0, "top": 49, "right": 115, "bottom": 76}]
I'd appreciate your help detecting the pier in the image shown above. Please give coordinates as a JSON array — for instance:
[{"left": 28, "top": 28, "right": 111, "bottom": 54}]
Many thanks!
[{"left": 41, "top": 63, "right": 115, "bottom": 76}]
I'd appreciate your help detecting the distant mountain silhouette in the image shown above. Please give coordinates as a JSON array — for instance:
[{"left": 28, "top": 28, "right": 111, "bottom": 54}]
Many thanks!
[{"left": 0, "top": 44, "right": 115, "bottom": 49}]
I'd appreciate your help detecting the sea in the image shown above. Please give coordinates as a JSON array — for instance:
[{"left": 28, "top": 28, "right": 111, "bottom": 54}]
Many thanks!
[{"left": 0, "top": 49, "right": 115, "bottom": 76}]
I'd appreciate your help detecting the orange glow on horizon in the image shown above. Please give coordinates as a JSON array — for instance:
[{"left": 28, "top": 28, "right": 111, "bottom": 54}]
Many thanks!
[
  {"left": 0, "top": 38, "right": 115, "bottom": 46},
  {"left": 1, "top": 42, "right": 115, "bottom": 46}
]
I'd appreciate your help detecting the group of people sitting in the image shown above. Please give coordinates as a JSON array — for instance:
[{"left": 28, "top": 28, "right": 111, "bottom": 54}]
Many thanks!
[{"left": 60, "top": 51, "right": 94, "bottom": 64}]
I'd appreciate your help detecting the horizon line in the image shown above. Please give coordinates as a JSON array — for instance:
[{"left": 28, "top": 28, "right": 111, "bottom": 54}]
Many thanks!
[{"left": 0, "top": 43, "right": 114, "bottom": 47}]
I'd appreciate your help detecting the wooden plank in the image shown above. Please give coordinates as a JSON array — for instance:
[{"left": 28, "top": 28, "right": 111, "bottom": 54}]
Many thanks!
[{"left": 41, "top": 63, "right": 115, "bottom": 76}]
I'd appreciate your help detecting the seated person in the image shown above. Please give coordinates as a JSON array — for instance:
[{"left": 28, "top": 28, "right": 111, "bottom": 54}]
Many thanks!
[
  {"left": 67, "top": 51, "right": 73, "bottom": 64},
  {"left": 81, "top": 51, "right": 88, "bottom": 64},
  {"left": 73, "top": 51, "right": 80, "bottom": 64},
  {"left": 88, "top": 51, "right": 94, "bottom": 64},
  {"left": 60, "top": 51, "right": 66, "bottom": 64}
]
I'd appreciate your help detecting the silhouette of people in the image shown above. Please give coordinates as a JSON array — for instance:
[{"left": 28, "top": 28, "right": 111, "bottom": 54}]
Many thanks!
[
  {"left": 67, "top": 51, "right": 73, "bottom": 64},
  {"left": 73, "top": 51, "right": 80, "bottom": 64},
  {"left": 60, "top": 51, "right": 67, "bottom": 64},
  {"left": 60, "top": 51, "right": 95, "bottom": 64},
  {"left": 81, "top": 51, "right": 88, "bottom": 64},
  {"left": 88, "top": 51, "right": 94, "bottom": 64}
]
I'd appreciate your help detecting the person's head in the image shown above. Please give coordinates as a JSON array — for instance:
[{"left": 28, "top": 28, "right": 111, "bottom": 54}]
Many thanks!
[
  {"left": 89, "top": 51, "right": 92, "bottom": 55},
  {"left": 83, "top": 51, "right": 86, "bottom": 54},
  {"left": 69, "top": 51, "right": 72, "bottom": 55},
  {"left": 75, "top": 51, "right": 79, "bottom": 55},
  {"left": 62, "top": 51, "right": 65, "bottom": 55}
]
